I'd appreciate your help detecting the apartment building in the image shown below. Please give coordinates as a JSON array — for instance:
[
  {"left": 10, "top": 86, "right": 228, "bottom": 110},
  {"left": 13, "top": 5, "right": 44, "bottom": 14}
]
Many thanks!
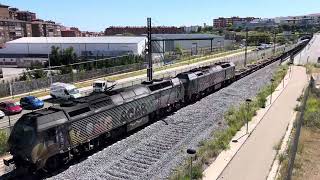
[
  {"left": 105, "top": 26, "right": 185, "bottom": 35},
  {"left": 213, "top": 16, "right": 257, "bottom": 28}
]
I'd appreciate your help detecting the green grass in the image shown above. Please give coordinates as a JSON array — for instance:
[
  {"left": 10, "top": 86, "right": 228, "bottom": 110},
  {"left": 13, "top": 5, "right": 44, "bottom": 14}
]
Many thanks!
[
  {"left": 303, "top": 89, "right": 320, "bottom": 128},
  {"left": 170, "top": 64, "right": 289, "bottom": 180}
]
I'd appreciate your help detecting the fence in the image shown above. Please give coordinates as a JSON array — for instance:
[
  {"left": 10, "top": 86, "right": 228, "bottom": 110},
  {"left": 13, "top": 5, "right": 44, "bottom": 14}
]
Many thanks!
[
  {"left": 0, "top": 44, "right": 298, "bottom": 130},
  {"left": 0, "top": 44, "right": 296, "bottom": 98},
  {"left": 285, "top": 78, "right": 312, "bottom": 180},
  {"left": 0, "top": 63, "right": 145, "bottom": 97},
  {"left": 112, "top": 45, "right": 296, "bottom": 90}
]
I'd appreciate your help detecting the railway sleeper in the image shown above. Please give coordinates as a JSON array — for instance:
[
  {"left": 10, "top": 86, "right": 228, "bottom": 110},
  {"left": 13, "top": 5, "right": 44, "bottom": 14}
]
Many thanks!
[
  {"left": 134, "top": 149, "right": 162, "bottom": 160},
  {"left": 119, "top": 159, "right": 150, "bottom": 170},
  {"left": 115, "top": 161, "right": 148, "bottom": 173},
  {"left": 124, "top": 156, "right": 154, "bottom": 166},
  {"left": 105, "top": 169, "right": 133, "bottom": 180},
  {"left": 110, "top": 165, "right": 141, "bottom": 177}
]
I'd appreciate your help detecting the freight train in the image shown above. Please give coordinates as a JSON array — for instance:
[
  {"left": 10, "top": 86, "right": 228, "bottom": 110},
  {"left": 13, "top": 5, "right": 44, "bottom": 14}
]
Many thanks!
[
  {"left": 3, "top": 39, "right": 310, "bottom": 172},
  {"left": 4, "top": 62, "right": 236, "bottom": 171}
]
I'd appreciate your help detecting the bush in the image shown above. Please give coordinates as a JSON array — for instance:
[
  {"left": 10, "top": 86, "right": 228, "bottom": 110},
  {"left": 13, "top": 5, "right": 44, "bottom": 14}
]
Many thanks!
[{"left": 0, "top": 130, "right": 8, "bottom": 155}]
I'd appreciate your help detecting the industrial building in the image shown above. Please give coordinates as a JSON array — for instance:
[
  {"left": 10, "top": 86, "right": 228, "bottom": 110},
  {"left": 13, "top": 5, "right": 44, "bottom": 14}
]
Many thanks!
[
  {"left": 0, "top": 36, "right": 147, "bottom": 67},
  {"left": 151, "top": 34, "right": 228, "bottom": 53}
]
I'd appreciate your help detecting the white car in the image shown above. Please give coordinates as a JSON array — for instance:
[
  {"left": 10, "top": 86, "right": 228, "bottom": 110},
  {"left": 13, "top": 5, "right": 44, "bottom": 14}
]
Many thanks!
[
  {"left": 50, "top": 82, "right": 82, "bottom": 100},
  {"left": 0, "top": 110, "right": 4, "bottom": 119}
]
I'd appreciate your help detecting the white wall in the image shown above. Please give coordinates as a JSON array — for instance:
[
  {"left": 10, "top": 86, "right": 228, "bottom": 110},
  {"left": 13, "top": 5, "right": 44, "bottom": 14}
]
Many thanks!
[{"left": 0, "top": 42, "right": 145, "bottom": 56}]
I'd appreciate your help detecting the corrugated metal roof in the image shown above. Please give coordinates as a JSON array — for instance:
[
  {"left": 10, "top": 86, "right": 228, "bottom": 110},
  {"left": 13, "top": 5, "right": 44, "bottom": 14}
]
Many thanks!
[
  {"left": 7, "top": 36, "right": 147, "bottom": 44},
  {"left": 151, "top": 34, "right": 223, "bottom": 40}
]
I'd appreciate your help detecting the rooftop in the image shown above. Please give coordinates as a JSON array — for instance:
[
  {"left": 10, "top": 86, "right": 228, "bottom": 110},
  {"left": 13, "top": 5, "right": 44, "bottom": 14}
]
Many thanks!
[
  {"left": 7, "top": 36, "right": 147, "bottom": 44},
  {"left": 151, "top": 34, "right": 222, "bottom": 40}
]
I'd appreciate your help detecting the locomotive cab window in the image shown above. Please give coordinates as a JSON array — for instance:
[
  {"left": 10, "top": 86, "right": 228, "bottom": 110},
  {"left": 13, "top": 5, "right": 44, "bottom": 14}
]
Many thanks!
[
  {"left": 9, "top": 115, "right": 37, "bottom": 147},
  {"left": 221, "top": 64, "right": 231, "bottom": 68}
]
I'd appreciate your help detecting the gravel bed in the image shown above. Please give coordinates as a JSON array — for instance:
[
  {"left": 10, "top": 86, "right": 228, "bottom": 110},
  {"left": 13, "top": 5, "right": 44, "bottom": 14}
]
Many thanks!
[{"left": 49, "top": 61, "right": 280, "bottom": 180}]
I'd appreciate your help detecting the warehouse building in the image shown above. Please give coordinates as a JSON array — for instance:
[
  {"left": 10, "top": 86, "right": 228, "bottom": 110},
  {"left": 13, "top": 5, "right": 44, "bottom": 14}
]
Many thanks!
[
  {"left": 0, "top": 36, "right": 147, "bottom": 67},
  {"left": 151, "top": 34, "right": 230, "bottom": 53}
]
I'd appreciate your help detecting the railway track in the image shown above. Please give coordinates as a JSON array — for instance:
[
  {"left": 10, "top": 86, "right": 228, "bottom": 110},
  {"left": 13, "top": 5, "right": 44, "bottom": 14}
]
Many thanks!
[{"left": 102, "top": 120, "right": 198, "bottom": 180}]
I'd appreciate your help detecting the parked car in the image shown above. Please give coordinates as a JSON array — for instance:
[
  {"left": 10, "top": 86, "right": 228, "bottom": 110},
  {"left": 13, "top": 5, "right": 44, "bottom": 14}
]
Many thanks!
[
  {"left": 0, "top": 101, "right": 22, "bottom": 115},
  {"left": 50, "top": 82, "right": 82, "bottom": 100},
  {"left": 20, "top": 96, "right": 44, "bottom": 110},
  {"left": 0, "top": 110, "right": 4, "bottom": 119}
]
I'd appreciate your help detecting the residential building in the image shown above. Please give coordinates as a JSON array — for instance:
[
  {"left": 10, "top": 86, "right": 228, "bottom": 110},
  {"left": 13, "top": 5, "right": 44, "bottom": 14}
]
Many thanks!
[
  {"left": 16, "top": 11, "right": 36, "bottom": 22},
  {"left": 105, "top": 26, "right": 185, "bottom": 35},
  {"left": 213, "top": 16, "right": 258, "bottom": 28},
  {"left": 31, "top": 19, "right": 62, "bottom": 37},
  {"left": 183, "top": 26, "right": 201, "bottom": 33},
  {"left": 233, "top": 18, "right": 277, "bottom": 29},
  {"left": 61, "top": 27, "right": 81, "bottom": 37},
  {"left": 0, "top": 4, "right": 10, "bottom": 19},
  {"left": 0, "top": 19, "right": 28, "bottom": 44}
]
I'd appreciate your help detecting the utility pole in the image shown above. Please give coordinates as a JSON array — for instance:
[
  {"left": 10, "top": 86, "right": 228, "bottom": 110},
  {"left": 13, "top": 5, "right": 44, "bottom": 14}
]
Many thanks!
[
  {"left": 146, "top": 17, "right": 153, "bottom": 81},
  {"left": 273, "top": 29, "right": 276, "bottom": 55},
  {"left": 244, "top": 28, "right": 248, "bottom": 67}
]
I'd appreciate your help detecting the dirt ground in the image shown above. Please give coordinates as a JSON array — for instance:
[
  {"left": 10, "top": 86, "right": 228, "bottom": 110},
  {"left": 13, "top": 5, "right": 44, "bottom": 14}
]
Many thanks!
[{"left": 292, "top": 127, "right": 320, "bottom": 180}]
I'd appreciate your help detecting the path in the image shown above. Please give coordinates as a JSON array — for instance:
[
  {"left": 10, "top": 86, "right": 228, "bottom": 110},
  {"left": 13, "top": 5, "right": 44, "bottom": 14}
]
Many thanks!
[{"left": 203, "top": 66, "right": 308, "bottom": 180}]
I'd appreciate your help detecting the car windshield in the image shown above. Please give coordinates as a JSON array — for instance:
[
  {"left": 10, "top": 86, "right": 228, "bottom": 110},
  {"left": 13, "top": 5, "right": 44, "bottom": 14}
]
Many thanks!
[
  {"left": 69, "top": 88, "right": 79, "bottom": 95},
  {"left": 9, "top": 115, "right": 36, "bottom": 148},
  {"left": 94, "top": 83, "right": 103, "bottom": 88},
  {"left": 7, "top": 102, "right": 19, "bottom": 107}
]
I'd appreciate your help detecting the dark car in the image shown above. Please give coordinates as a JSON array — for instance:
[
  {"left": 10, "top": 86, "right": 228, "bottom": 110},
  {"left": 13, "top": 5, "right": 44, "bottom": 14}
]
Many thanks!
[
  {"left": 20, "top": 96, "right": 44, "bottom": 110},
  {"left": 0, "top": 101, "right": 22, "bottom": 115}
]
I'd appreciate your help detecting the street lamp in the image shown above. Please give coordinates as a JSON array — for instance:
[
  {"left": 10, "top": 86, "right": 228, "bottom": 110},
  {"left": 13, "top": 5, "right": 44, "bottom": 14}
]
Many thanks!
[
  {"left": 187, "top": 148, "right": 196, "bottom": 179},
  {"left": 270, "top": 78, "right": 275, "bottom": 105},
  {"left": 7, "top": 115, "right": 11, "bottom": 133},
  {"left": 245, "top": 99, "right": 252, "bottom": 134},
  {"left": 46, "top": 37, "right": 52, "bottom": 85}
]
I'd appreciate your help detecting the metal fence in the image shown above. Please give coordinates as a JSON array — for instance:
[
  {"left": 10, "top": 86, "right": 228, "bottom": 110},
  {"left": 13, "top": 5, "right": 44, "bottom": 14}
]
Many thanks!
[
  {"left": 0, "top": 44, "right": 296, "bottom": 99},
  {"left": 0, "top": 63, "right": 145, "bottom": 97},
  {"left": 0, "top": 44, "right": 298, "bottom": 130},
  {"left": 285, "top": 78, "right": 312, "bottom": 180}
]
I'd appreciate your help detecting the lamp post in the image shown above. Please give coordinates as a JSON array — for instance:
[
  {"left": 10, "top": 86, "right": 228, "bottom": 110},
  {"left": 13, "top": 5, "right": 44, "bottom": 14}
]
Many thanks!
[
  {"left": 187, "top": 148, "right": 196, "bottom": 179},
  {"left": 245, "top": 99, "right": 252, "bottom": 134},
  {"left": 7, "top": 115, "right": 11, "bottom": 133},
  {"left": 46, "top": 37, "right": 52, "bottom": 85},
  {"left": 244, "top": 28, "right": 248, "bottom": 67},
  {"left": 270, "top": 78, "right": 275, "bottom": 105}
]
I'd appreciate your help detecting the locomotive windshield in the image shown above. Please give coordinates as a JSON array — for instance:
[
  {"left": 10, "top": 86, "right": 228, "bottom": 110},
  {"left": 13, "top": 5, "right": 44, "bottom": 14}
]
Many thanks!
[{"left": 9, "top": 115, "right": 36, "bottom": 149}]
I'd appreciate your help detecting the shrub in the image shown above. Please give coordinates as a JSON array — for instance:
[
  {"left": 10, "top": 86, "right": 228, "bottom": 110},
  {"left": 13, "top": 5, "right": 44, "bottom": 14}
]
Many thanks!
[{"left": 0, "top": 130, "right": 8, "bottom": 155}]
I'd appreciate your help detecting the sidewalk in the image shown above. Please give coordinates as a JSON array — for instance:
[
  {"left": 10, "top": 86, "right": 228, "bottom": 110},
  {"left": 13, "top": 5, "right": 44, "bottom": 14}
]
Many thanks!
[{"left": 203, "top": 66, "right": 308, "bottom": 180}]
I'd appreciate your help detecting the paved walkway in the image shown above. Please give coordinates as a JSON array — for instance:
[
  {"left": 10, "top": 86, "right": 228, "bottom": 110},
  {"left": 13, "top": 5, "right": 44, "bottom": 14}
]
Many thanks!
[
  {"left": 294, "top": 33, "right": 319, "bottom": 65},
  {"left": 203, "top": 66, "right": 308, "bottom": 180}
]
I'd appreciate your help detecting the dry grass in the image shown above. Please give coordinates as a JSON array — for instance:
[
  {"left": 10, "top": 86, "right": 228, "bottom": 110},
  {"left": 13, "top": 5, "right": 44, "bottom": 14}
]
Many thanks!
[{"left": 291, "top": 127, "right": 320, "bottom": 180}]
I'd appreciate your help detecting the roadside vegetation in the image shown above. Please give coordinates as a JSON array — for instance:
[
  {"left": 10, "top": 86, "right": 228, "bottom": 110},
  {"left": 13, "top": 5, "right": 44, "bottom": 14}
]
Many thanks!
[
  {"left": 278, "top": 64, "right": 320, "bottom": 180},
  {"left": 170, "top": 64, "right": 288, "bottom": 180},
  {"left": 0, "top": 130, "right": 9, "bottom": 156}
]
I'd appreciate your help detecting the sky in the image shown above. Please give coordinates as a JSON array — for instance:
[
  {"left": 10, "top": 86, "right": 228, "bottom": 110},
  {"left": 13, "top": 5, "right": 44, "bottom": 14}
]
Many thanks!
[{"left": 1, "top": 0, "right": 320, "bottom": 31}]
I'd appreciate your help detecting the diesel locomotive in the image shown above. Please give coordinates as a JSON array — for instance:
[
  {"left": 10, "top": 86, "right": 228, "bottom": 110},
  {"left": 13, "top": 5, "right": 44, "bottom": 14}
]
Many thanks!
[{"left": 5, "top": 62, "right": 235, "bottom": 171}]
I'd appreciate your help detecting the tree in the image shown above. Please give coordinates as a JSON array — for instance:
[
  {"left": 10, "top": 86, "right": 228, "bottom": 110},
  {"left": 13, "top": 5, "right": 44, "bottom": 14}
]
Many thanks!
[
  {"left": 61, "top": 47, "right": 77, "bottom": 65},
  {"left": 50, "top": 46, "right": 62, "bottom": 66}
]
